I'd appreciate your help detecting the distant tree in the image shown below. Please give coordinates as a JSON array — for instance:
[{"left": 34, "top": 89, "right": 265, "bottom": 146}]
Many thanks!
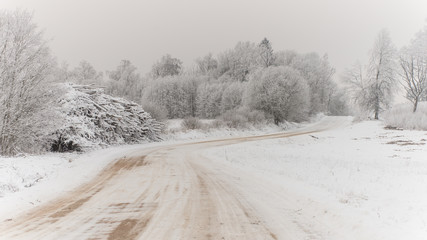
[
  {"left": 196, "top": 82, "right": 226, "bottom": 118},
  {"left": 71, "top": 60, "right": 103, "bottom": 84},
  {"left": 367, "top": 30, "right": 397, "bottom": 119},
  {"left": 0, "top": 10, "right": 57, "bottom": 155},
  {"left": 245, "top": 66, "right": 309, "bottom": 124},
  {"left": 107, "top": 60, "right": 142, "bottom": 102},
  {"left": 288, "top": 53, "right": 336, "bottom": 114},
  {"left": 274, "top": 50, "right": 298, "bottom": 67},
  {"left": 345, "top": 30, "right": 397, "bottom": 119},
  {"left": 399, "top": 26, "right": 427, "bottom": 112},
  {"left": 143, "top": 75, "right": 201, "bottom": 118},
  {"left": 399, "top": 50, "right": 427, "bottom": 112},
  {"left": 258, "top": 38, "right": 275, "bottom": 67},
  {"left": 53, "top": 62, "right": 72, "bottom": 83},
  {"left": 217, "top": 42, "right": 260, "bottom": 81},
  {"left": 221, "top": 82, "right": 245, "bottom": 112},
  {"left": 195, "top": 53, "right": 218, "bottom": 75},
  {"left": 151, "top": 54, "right": 183, "bottom": 78}
]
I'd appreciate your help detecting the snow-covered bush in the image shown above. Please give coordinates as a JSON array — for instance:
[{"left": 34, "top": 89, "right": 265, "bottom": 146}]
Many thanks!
[
  {"left": 196, "top": 82, "right": 226, "bottom": 118},
  {"left": 220, "top": 107, "right": 267, "bottom": 128},
  {"left": 49, "top": 84, "right": 162, "bottom": 151},
  {"left": 141, "top": 102, "right": 168, "bottom": 122},
  {"left": 245, "top": 66, "right": 309, "bottom": 124},
  {"left": 383, "top": 102, "right": 427, "bottom": 130},
  {"left": 221, "top": 82, "right": 245, "bottom": 112},
  {"left": 181, "top": 117, "right": 203, "bottom": 130}
]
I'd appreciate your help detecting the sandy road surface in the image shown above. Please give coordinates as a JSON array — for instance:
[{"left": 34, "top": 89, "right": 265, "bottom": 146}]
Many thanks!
[{"left": 0, "top": 117, "right": 350, "bottom": 240}]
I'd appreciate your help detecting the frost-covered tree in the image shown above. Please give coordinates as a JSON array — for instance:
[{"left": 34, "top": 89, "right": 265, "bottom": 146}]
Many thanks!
[
  {"left": 288, "top": 53, "right": 336, "bottom": 114},
  {"left": 221, "top": 82, "right": 245, "bottom": 112},
  {"left": 258, "top": 38, "right": 275, "bottom": 67},
  {"left": 151, "top": 54, "right": 183, "bottom": 79},
  {"left": 0, "top": 10, "right": 57, "bottom": 155},
  {"left": 143, "top": 75, "right": 201, "bottom": 118},
  {"left": 196, "top": 82, "right": 226, "bottom": 118},
  {"left": 367, "top": 30, "right": 397, "bottom": 119},
  {"left": 71, "top": 60, "right": 103, "bottom": 85},
  {"left": 195, "top": 53, "right": 218, "bottom": 75},
  {"left": 217, "top": 42, "right": 260, "bottom": 81},
  {"left": 399, "top": 26, "right": 427, "bottom": 112},
  {"left": 107, "top": 60, "right": 142, "bottom": 102},
  {"left": 245, "top": 66, "right": 309, "bottom": 124},
  {"left": 345, "top": 30, "right": 396, "bottom": 119}
]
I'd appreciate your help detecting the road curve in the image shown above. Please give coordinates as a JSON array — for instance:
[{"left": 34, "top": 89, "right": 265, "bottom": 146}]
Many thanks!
[{"left": 0, "top": 117, "right": 350, "bottom": 240}]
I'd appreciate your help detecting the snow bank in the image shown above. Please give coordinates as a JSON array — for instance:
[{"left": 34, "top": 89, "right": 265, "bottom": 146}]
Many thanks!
[
  {"left": 203, "top": 119, "right": 427, "bottom": 239},
  {"left": 162, "top": 117, "right": 312, "bottom": 141}
]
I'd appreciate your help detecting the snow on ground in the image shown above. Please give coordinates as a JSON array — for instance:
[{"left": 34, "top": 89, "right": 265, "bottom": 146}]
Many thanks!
[
  {"left": 2, "top": 116, "right": 427, "bottom": 239},
  {"left": 0, "top": 116, "right": 319, "bottom": 222},
  {"left": 162, "top": 118, "right": 305, "bottom": 141},
  {"left": 202, "top": 118, "right": 427, "bottom": 239},
  {"left": 0, "top": 144, "right": 154, "bottom": 221}
]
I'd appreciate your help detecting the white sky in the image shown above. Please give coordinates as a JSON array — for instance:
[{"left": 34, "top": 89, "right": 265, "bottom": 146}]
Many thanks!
[{"left": 1, "top": 0, "right": 426, "bottom": 78}]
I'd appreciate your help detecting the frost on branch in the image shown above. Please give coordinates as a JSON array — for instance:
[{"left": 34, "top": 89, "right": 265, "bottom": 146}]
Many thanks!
[{"left": 50, "top": 83, "right": 162, "bottom": 151}]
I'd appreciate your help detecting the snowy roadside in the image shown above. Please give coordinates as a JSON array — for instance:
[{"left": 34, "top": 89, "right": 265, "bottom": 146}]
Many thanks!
[
  {"left": 202, "top": 119, "right": 427, "bottom": 239},
  {"left": 0, "top": 144, "right": 153, "bottom": 221},
  {"left": 161, "top": 115, "right": 323, "bottom": 141},
  {"left": 0, "top": 117, "right": 321, "bottom": 222}
]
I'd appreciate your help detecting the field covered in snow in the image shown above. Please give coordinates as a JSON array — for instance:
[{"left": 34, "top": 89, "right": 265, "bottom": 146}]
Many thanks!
[
  {"left": 203, "top": 119, "right": 427, "bottom": 239},
  {"left": 1, "top": 118, "right": 427, "bottom": 239}
]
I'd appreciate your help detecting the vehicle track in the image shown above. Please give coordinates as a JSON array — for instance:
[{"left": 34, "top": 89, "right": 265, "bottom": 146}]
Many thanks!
[{"left": 0, "top": 117, "right": 348, "bottom": 240}]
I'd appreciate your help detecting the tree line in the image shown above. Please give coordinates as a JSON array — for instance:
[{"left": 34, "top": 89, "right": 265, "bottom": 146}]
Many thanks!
[{"left": 57, "top": 38, "right": 348, "bottom": 125}]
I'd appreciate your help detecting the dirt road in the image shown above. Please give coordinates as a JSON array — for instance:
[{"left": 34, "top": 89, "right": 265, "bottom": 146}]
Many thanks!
[{"left": 0, "top": 117, "right": 349, "bottom": 240}]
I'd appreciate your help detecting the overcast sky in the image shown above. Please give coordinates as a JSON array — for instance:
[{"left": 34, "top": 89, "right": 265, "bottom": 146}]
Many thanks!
[{"left": 1, "top": 0, "right": 426, "bottom": 78}]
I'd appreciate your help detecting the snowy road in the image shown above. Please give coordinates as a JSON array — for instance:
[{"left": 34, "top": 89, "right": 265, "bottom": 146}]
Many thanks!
[{"left": 0, "top": 117, "right": 351, "bottom": 240}]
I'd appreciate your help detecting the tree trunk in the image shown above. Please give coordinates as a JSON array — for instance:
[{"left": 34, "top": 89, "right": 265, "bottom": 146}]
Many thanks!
[
  {"left": 374, "top": 94, "right": 380, "bottom": 120},
  {"left": 413, "top": 98, "right": 419, "bottom": 113}
]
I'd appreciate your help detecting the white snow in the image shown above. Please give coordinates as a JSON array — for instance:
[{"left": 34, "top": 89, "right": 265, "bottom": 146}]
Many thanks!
[
  {"left": 202, "top": 118, "right": 427, "bottom": 239},
  {"left": 0, "top": 144, "right": 154, "bottom": 221},
  {"left": 1, "top": 117, "right": 427, "bottom": 239}
]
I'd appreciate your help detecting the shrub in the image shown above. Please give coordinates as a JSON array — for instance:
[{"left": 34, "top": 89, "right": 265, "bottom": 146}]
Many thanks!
[
  {"left": 181, "top": 117, "right": 203, "bottom": 130},
  {"left": 141, "top": 102, "right": 168, "bottom": 122},
  {"left": 383, "top": 102, "right": 427, "bottom": 130},
  {"left": 220, "top": 107, "right": 267, "bottom": 128}
]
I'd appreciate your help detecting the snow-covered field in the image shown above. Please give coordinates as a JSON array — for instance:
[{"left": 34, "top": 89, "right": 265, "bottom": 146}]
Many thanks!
[
  {"left": 1, "top": 117, "right": 427, "bottom": 239},
  {"left": 0, "top": 145, "right": 153, "bottom": 221},
  {"left": 203, "top": 119, "right": 427, "bottom": 239},
  {"left": 0, "top": 118, "right": 306, "bottom": 221}
]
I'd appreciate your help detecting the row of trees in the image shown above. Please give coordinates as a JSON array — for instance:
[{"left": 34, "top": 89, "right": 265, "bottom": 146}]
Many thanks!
[
  {"left": 61, "top": 38, "right": 346, "bottom": 124},
  {"left": 0, "top": 9, "right": 347, "bottom": 155},
  {"left": 345, "top": 25, "right": 427, "bottom": 118}
]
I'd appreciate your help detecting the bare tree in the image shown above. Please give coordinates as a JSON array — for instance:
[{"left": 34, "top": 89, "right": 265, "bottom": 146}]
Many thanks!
[
  {"left": 399, "top": 50, "right": 427, "bottom": 112},
  {"left": 0, "top": 10, "right": 56, "bottom": 155},
  {"left": 398, "top": 25, "right": 427, "bottom": 112},
  {"left": 344, "top": 62, "right": 369, "bottom": 111},
  {"left": 345, "top": 30, "right": 396, "bottom": 119},
  {"left": 367, "top": 29, "right": 396, "bottom": 119}
]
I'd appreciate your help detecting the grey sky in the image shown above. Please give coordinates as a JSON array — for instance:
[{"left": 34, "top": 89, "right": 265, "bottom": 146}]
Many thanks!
[{"left": 1, "top": 0, "right": 426, "bottom": 78}]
